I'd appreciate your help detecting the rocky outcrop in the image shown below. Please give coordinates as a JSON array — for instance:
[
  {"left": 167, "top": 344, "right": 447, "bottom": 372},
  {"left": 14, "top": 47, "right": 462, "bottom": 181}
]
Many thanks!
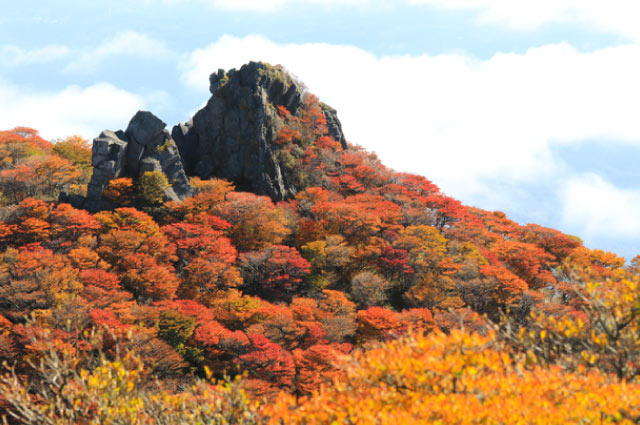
[
  {"left": 175, "top": 62, "right": 305, "bottom": 200},
  {"left": 79, "top": 61, "right": 347, "bottom": 209},
  {"left": 86, "top": 130, "right": 128, "bottom": 203},
  {"left": 320, "top": 103, "right": 347, "bottom": 150},
  {"left": 82, "top": 111, "right": 193, "bottom": 210},
  {"left": 172, "top": 61, "right": 348, "bottom": 201},
  {"left": 125, "top": 112, "right": 193, "bottom": 202}
]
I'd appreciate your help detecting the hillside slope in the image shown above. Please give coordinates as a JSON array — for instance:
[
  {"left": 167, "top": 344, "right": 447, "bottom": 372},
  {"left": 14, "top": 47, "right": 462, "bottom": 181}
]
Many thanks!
[{"left": 0, "top": 62, "right": 638, "bottom": 423}]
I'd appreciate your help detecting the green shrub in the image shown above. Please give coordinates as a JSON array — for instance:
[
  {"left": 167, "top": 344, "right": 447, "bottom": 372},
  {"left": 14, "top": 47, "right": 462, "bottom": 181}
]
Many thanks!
[{"left": 137, "top": 170, "right": 169, "bottom": 204}]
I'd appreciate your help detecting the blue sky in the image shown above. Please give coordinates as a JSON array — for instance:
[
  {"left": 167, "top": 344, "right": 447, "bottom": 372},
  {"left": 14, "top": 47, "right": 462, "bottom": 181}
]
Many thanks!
[{"left": 1, "top": 0, "right": 639, "bottom": 259}]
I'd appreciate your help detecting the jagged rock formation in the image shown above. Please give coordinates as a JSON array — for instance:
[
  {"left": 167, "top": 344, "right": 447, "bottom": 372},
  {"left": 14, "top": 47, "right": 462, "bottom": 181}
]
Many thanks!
[
  {"left": 83, "top": 112, "right": 193, "bottom": 210},
  {"left": 81, "top": 61, "right": 346, "bottom": 208}
]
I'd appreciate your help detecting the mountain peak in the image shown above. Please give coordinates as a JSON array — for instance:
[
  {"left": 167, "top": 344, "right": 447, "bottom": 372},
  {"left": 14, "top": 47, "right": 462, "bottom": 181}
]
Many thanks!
[{"left": 79, "top": 61, "right": 347, "bottom": 210}]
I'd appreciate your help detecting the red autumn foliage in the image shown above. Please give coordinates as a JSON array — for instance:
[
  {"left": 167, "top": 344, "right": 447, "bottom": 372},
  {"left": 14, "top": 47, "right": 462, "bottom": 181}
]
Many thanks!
[
  {"left": 0, "top": 120, "right": 607, "bottom": 405},
  {"left": 239, "top": 245, "right": 311, "bottom": 300}
]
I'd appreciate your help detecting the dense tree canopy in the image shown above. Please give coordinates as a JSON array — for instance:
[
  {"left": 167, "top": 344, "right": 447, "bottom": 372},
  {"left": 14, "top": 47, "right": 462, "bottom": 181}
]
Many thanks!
[{"left": 0, "top": 92, "right": 637, "bottom": 423}]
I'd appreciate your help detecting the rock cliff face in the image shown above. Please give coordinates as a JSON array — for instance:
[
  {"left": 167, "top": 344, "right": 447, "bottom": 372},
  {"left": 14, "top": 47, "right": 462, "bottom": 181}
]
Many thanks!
[
  {"left": 177, "top": 62, "right": 305, "bottom": 200},
  {"left": 320, "top": 103, "right": 346, "bottom": 148},
  {"left": 82, "top": 61, "right": 346, "bottom": 208}
]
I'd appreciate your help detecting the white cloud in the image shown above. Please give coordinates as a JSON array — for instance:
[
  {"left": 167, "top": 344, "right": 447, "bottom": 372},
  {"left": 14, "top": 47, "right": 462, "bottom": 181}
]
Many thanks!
[
  {"left": 0, "top": 31, "right": 173, "bottom": 139},
  {"left": 0, "top": 44, "right": 70, "bottom": 66},
  {"left": 64, "top": 30, "right": 173, "bottom": 72},
  {"left": 0, "top": 31, "right": 171, "bottom": 73},
  {"left": 409, "top": 0, "right": 640, "bottom": 41},
  {"left": 0, "top": 80, "right": 146, "bottom": 140},
  {"left": 180, "top": 35, "right": 640, "bottom": 204},
  {"left": 561, "top": 173, "right": 640, "bottom": 239}
]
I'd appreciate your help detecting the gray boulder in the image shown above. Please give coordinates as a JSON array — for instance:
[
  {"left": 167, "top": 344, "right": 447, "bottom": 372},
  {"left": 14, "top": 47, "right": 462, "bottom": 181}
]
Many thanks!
[
  {"left": 86, "top": 130, "right": 129, "bottom": 202},
  {"left": 125, "top": 111, "right": 194, "bottom": 201},
  {"left": 85, "top": 111, "right": 193, "bottom": 207}
]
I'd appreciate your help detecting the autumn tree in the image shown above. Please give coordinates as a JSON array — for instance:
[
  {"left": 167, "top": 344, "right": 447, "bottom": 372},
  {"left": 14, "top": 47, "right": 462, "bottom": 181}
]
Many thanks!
[
  {"left": 0, "top": 127, "right": 52, "bottom": 170},
  {"left": 52, "top": 135, "right": 92, "bottom": 170},
  {"left": 102, "top": 178, "right": 136, "bottom": 207},
  {"left": 239, "top": 245, "right": 311, "bottom": 301},
  {"left": 0, "top": 154, "right": 85, "bottom": 202},
  {"left": 293, "top": 343, "right": 350, "bottom": 396},
  {"left": 95, "top": 208, "right": 178, "bottom": 301},
  {"left": 301, "top": 234, "right": 355, "bottom": 289},
  {"left": 214, "top": 192, "right": 290, "bottom": 251},
  {"left": 0, "top": 245, "right": 82, "bottom": 322},
  {"left": 236, "top": 333, "right": 296, "bottom": 393},
  {"left": 350, "top": 270, "right": 391, "bottom": 308},
  {"left": 503, "top": 274, "right": 640, "bottom": 381},
  {"left": 161, "top": 222, "right": 241, "bottom": 303}
]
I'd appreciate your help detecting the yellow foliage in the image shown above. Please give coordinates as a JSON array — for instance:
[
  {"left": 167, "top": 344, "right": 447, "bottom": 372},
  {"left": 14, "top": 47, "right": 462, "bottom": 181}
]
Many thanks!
[
  {"left": 266, "top": 330, "right": 640, "bottom": 424},
  {"left": 0, "top": 347, "right": 261, "bottom": 424},
  {"left": 509, "top": 276, "right": 640, "bottom": 380}
]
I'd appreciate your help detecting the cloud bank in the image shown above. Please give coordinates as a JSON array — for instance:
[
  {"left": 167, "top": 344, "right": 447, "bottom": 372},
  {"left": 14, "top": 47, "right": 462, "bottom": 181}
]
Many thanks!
[
  {"left": 410, "top": 0, "right": 640, "bottom": 41},
  {"left": 64, "top": 30, "right": 173, "bottom": 73},
  {"left": 0, "top": 45, "right": 70, "bottom": 66},
  {"left": 0, "top": 30, "right": 170, "bottom": 139},
  {"left": 562, "top": 173, "right": 640, "bottom": 239},
  {"left": 162, "top": 0, "right": 370, "bottom": 12},
  {"left": 0, "top": 80, "right": 146, "bottom": 140}
]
